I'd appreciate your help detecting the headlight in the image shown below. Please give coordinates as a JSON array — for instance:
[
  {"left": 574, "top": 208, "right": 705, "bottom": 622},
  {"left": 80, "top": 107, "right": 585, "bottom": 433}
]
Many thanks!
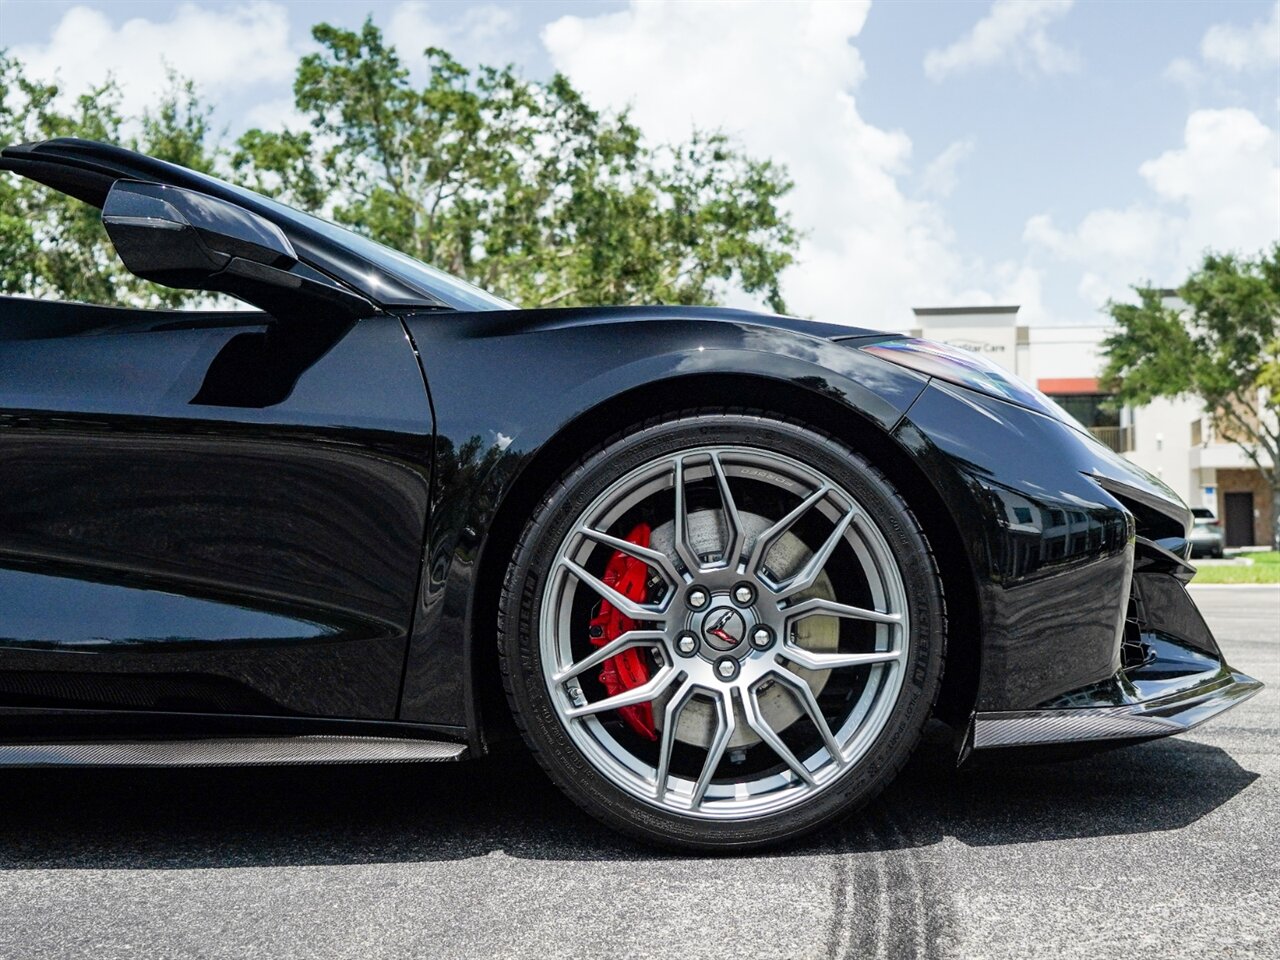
[{"left": 858, "top": 337, "right": 1082, "bottom": 426}]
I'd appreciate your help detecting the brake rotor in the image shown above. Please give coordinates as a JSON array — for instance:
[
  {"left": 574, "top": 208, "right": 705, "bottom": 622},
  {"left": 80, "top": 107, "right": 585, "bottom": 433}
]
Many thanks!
[{"left": 649, "top": 510, "right": 839, "bottom": 750}]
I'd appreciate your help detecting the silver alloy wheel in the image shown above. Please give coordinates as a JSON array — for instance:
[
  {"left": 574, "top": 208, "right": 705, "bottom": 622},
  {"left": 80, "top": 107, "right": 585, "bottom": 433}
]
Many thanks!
[{"left": 539, "top": 445, "right": 910, "bottom": 820}]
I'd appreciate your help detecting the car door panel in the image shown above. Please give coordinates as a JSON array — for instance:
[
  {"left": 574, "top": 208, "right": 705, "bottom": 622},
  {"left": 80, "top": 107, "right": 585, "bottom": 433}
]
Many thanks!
[{"left": 0, "top": 301, "right": 433, "bottom": 719}]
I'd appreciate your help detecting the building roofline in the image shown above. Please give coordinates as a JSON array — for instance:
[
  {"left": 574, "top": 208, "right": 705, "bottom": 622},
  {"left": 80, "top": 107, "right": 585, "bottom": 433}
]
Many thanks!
[{"left": 912, "top": 305, "right": 1020, "bottom": 316}]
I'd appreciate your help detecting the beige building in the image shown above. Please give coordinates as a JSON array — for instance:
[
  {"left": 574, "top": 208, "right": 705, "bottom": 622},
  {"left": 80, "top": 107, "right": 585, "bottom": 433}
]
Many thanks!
[{"left": 910, "top": 305, "right": 1275, "bottom": 548}]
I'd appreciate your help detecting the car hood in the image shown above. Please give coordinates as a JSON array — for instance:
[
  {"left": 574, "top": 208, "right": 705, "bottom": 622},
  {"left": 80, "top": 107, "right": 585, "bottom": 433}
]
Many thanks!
[{"left": 416, "top": 303, "right": 883, "bottom": 340}]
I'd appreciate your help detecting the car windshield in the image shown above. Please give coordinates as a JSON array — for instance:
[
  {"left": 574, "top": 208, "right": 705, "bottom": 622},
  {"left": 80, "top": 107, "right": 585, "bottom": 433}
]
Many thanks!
[
  {"left": 1191, "top": 508, "right": 1215, "bottom": 520},
  {"left": 181, "top": 169, "right": 515, "bottom": 313}
]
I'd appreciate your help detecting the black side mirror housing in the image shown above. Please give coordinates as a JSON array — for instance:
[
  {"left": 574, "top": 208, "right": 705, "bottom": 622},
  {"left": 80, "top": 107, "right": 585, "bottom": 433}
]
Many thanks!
[
  {"left": 103, "top": 180, "right": 297, "bottom": 285},
  {"left": 102, "top": 180, "right": 375, "bottom": 321}
]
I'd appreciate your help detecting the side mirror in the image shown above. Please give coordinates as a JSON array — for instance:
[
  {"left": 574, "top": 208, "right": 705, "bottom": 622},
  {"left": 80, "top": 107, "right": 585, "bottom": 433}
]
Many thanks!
[
  {"left": 102, "top": 180, "right": 297, "bottom": 286},
  {"left": 102, "top": 180, "right": 374, "bottom": 321}
]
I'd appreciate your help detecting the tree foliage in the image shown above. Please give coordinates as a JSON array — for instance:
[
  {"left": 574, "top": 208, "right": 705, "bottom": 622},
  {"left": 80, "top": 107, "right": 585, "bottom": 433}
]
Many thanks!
[
  {"left": 233, "top": 20, "right": 797, "bottom": 310},
  {"left": 1, "top": 23, "right": 797, "bottom": 313},
  {"left": 0, "top": 53, "right": 217, "bottom": 307},
  {"left": 1102, "top": 245, "right": 1280, "bottom": 546}
]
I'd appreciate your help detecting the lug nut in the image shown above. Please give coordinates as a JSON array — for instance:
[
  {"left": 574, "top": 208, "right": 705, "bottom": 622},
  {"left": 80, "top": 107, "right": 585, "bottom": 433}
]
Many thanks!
[
  {"left": 715, "top": 658, "right": 739, "bottom": 680},
  {"left": 733, "top": 583, "right": 755, "bottom": 606},
  {"left": 675, "top": 632, "right": 698, "bottom": 656},
  {"left": 750, "top": 626, "right": 774, "bottom": 650},
  {"left": 686, "top": 587, "right": 710, "bottom": 610}
]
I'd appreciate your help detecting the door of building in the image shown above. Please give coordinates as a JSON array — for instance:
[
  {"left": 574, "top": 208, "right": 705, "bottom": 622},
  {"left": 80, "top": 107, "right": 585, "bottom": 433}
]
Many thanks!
[{"left": 1223, "top": 492, "right": 1254, "bottom": 547}]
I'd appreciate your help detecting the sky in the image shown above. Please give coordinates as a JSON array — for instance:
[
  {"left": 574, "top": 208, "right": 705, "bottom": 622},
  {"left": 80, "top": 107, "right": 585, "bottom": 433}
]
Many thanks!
[{"left": 0, "top": 0, "right": 1277, "bottom": 330}]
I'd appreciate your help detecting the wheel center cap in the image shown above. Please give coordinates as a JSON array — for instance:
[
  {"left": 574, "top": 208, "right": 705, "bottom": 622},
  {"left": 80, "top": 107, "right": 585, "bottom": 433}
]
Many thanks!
[{"left": 701, "top": 606, "right": 746, "bottom": 652}]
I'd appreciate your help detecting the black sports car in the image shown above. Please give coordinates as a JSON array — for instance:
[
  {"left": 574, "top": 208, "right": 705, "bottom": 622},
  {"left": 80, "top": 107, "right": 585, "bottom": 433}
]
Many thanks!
[{"left": 0, "top": 139, "right": 1261, "bottom": 850}]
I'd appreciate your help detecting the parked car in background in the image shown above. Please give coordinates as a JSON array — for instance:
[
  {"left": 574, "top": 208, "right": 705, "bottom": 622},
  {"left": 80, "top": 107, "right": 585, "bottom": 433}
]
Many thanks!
[{"left": 1189, "top": 507, "right": 1225, "bottom": 559}]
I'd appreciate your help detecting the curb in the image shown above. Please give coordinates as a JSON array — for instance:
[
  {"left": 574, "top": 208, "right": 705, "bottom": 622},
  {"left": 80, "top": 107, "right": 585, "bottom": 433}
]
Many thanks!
[{"left": 1188, "top": 583, "right": 1280, "bottom": 590}]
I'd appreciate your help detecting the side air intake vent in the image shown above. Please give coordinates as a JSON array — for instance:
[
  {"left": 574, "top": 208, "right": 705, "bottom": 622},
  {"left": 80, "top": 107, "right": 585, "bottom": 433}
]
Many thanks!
[
  {"left": 1120, "top": 587, "right": 1154, "bottom": 670},
  {"left": 1092, "top": 475, "right": 1190, "bottom": 544}
]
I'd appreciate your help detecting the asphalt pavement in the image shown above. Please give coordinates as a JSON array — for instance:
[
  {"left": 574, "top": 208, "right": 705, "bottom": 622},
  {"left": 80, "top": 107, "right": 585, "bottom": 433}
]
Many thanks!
[{"left": 1, "top": 585, "right": 1276, "bottom": 959}]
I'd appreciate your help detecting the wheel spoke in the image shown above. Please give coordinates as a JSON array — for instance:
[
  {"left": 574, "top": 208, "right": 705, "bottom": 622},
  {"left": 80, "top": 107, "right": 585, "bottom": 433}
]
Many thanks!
[
  {"left": 746, "top": 484, "right": 831, "bottom": 581},
  {"left": 578, "top": 527, "right": 684, "bottom": 591},
  {"left": 740, "top": 684, "right": 816, "bottom": 787},
  {"left": 654, "top": 681, "right": 699, "bottom": 801},
  {"left": 778, "top": 645, "right": 902, "bottom": 672},
  {"left": 767, "top": 668, "right": 845, "bottom": 767},
  {"left": 672, "top": 457, "right": 703, "bottom": 574},
  {"left": 691, "top": 689, "right": 737, "bottom": 807},
  {"left": 774, "top": 506, "right": 856, "bottom": 600},
  {"left": 783, "top": 596, "right": 902, "bottom": 627},
  {"left": 564, "top": 665, "right": 677, "bottom": 719},
  {"left": 543, "top": 443, "right": 915, "bottom": 819},
  {"left": 709, "top": 452, "right": 746, "bottom": 570},
  {"left": 560, "top": 558, "right": 668, "bottom": 622},
  {"left": 552, "top": 630, "right": 667, "bottom": 683}
]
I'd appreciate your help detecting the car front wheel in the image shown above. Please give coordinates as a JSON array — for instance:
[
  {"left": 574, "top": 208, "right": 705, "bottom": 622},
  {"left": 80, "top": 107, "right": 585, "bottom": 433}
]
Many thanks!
[{"left": 498, "top": 411, "right": 946, "bottom": 850}]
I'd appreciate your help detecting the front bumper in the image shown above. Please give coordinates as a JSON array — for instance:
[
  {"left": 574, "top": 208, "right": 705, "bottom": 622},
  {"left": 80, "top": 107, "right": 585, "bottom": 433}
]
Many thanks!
[
  {"left": 970, "top": 544, "right": 1262, "bottom": 750},
  {"left": 895, "top": 378, "right": 1263, "bottom": 741}
]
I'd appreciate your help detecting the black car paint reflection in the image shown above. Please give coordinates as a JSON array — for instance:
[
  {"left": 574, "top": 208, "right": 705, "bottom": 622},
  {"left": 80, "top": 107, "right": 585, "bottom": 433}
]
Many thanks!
[{"left": 0, "top": 138, "right": 1259, "bottom": 764}]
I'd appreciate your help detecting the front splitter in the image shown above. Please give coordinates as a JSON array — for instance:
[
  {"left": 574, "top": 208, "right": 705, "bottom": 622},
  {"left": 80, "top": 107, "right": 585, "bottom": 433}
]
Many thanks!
[{"left": 970, "top": 667, "right": 1262, "bottom": 750}]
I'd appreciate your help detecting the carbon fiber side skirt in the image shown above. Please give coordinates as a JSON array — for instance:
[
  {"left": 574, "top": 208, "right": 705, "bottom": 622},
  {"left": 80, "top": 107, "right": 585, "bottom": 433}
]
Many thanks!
[{"left": 0, "top": 735, "right": 469, "bottom": 767}]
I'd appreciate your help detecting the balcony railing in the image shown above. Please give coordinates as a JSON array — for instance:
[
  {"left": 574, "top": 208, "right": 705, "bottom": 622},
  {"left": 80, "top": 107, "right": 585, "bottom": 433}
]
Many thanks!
[{"left": 1088, "top": 425, "right": 1133, "bottom": 453}]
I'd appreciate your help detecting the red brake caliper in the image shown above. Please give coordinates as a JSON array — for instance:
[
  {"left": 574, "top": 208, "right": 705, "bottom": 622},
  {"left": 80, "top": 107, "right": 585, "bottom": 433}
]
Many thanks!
[{"left": 587, "top": 522, "right": 658, "bottom": 740}]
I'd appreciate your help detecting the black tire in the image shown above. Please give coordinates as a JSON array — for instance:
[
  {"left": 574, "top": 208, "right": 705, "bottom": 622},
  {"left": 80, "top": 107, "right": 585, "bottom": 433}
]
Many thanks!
[{"left": 497, "top": 410, "right": 946, "bottom": 850}]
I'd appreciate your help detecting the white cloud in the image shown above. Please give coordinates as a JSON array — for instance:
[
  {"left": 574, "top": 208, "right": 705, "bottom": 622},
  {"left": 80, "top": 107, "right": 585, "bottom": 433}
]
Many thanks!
[
  {"left": 11, "top": 2, "right": 299, "bottom": 117},
  {"left": 945, "top": 260, "right": 1049, "bottom": 324},
  {"left": 543, "top": 0, "right": 973, "bottom": 327},
  {"left": 919, "top": 138, "right": 975, "bottom": 198},
  {"left": 1164, "top": 2, "right": 1279, "bottom": 92},
  {"left": 993, "top": 262, "right": 1049, "bottom": 324},
  {"left": 1162, "top": 56, "right": 1204, "bottom": 90},
  {"left": 1025, "top": 108, "right": 1280, "bottom": 306},
  {"left": 1141, "top": 108, "right": 1280, "bottom": 257},
  {"left": 9, "top": 1, "right": 530, "bottom": 133},
  {"left": 1201, "top": 1, "right": 1280, "bottom": 72},
  {"left": 389, "top": 1, "right": 527, "bottom": 74},
  {"left": 923, "top": 0, "right": 1078, "bottom": 81},
  {"left": 243, "top": 96, "right": 306, "bottom": 133}
]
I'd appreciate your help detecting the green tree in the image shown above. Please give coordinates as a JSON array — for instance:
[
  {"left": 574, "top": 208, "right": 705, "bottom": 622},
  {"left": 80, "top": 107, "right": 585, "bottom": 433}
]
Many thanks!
[
  {"left": 1102, "top": 246, "right": 1280, "bottom": 549},
  {"left": 233, "top": 20, "right": 797, "bottom": 310},
  {"left": 0, "top": 54, "right": 219, "bottom": 307}
]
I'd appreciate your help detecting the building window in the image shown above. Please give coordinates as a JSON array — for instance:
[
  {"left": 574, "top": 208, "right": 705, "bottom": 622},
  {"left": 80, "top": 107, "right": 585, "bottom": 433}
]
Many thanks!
[
  {"left": 1046, "top": 393, "right": 1119, "bottom": 429},
  {"left": 1045, "top": 393, "right": 1133, "bottom": 452}
]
